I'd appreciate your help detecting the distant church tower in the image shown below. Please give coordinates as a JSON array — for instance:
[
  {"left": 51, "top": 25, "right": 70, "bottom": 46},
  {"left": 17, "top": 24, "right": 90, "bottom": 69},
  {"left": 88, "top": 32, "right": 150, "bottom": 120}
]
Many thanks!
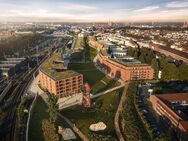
[
  {"left": 108, "top": 20, "right": 113, "bottom": 27},
  {"left": 183, "top": 22, "right": 188, "bottom": 28}
]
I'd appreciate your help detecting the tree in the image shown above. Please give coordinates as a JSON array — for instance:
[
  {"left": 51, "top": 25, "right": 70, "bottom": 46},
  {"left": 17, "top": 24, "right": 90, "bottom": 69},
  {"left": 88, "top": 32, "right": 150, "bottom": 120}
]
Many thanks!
[
  {"left": 0, "top": 108, "right": 5, "bottom": 122},
  {"left": 178, "top": 63, "right": 188, "bottom": 80},
  {"left": 154, "top": 133, "right": 170, "bottom": 141},
  {"left": 151, "top": 58, "right": 159, "bottom": 78},
  {"left": 48, "top": 94, "right": 58, "bottom": 123},
  {"left": 42, "top": 119, "right": 59, "bottom": 141},
  {"left": 139, "top": 54, "right": 146, "bottom": 63},
  {"left": 134, "top": 51, "right": 139, "bottom": 59},
  {"left": 161, "top": 63, "right": 178, "bottom": 80}
]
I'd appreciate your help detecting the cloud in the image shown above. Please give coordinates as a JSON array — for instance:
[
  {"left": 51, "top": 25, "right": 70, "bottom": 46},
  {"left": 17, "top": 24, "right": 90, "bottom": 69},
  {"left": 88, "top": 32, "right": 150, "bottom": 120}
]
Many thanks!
[
  {"left": 134, "top": 6, "right": 159, "bottom": 12},
  {"left": 64, "top": 3, "right": 97, "bottom": 11},
  {"left": 166, "top": 1, "right": 188, "bottom": 8}
]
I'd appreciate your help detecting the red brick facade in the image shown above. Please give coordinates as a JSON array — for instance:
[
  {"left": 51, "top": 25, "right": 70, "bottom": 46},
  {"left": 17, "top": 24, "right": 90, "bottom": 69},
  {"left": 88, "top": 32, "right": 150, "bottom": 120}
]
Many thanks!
[
  {"left": 150, "top": 94, "right": 188, "bottom": 141},
  {"left": 97, "top": 51, "right": 154, "bottom": 81},
  {"left": 150, "top": 43, "right": 188, "bottom": 64},
  {"left": 39, "top": 70, "right": 83, "bottom": 98}
]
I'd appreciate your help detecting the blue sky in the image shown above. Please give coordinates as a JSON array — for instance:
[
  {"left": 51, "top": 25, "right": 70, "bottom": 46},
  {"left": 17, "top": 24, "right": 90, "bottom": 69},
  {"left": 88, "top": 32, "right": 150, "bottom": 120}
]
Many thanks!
[{"left": 0, "top": 0, "right": 188, "bottom": 22}]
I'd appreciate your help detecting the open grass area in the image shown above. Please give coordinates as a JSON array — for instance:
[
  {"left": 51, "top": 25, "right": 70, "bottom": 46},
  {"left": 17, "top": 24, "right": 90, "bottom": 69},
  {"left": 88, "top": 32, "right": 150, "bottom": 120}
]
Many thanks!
[
  {"left": 61, "top": 88, "right": 123, "bottom": 141},
  {"left": 28, "top": 96, "right": 80, "bottom": 141},
  {"left": 120, "top": 82, "right": 151, "bottom": 141},
  {"left": 28, "top": 96, "right": 49, "bottom": 141},
  {"left": 75, "top": 36, "right": 84, "bottom": 49},
  {"left": 69, "top": 40, "right": 120, "bottom": 94},
  {"left": 85, "top": 41, "right": 98, "bottom": 62},
  {"left": 68, "top": 62, "right": 120, "bottom": 94}
]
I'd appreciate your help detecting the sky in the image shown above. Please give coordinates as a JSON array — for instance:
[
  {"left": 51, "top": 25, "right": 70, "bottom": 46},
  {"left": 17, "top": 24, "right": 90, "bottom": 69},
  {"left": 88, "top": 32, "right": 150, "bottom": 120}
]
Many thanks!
[{"left": 0, "top": 0, "right": 188, "bottom": 22}]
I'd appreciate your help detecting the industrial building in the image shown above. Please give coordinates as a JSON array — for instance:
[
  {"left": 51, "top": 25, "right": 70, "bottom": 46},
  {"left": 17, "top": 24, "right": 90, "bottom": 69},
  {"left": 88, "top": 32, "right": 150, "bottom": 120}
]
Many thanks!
[
  {"left": 150, "top": 93, "right": 188, "bottom": 141},
  {"left": 39, "top": 52, "right": 83, "bottom": 98}
]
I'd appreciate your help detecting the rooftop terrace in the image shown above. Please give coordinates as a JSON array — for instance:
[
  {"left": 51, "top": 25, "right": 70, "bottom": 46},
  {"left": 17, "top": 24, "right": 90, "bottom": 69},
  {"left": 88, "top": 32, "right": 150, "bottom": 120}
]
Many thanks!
[
  {"left": 40, "top": 52, "right": 80, "bottom": 80},
  {"left": 100, "top": 48, "right": 148, "bottom": 67}
]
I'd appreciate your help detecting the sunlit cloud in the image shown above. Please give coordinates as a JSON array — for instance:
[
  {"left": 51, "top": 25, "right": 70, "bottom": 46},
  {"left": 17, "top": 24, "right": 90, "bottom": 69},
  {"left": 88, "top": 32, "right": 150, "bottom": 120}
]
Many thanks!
[
  {"left": 0, "top": 0, "right": 188, "bottom": 22},
  {"left": 134, "top": 6, "right": 159, "bottom": 12},
  {"left": 166, "top": 1, "right": 188, "bottom": 8}
]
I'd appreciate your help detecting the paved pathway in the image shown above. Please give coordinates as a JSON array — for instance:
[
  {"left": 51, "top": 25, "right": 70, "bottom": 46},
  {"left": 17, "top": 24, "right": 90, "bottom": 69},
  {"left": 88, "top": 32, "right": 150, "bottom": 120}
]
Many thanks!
[
  {"left": 114, "top": 82, "right": 129, "bottom": 141},
  {"left": 91, "top": 84, "right": 124, "bottom": 99},
  {"left": 58, "top": 113, "right": 89, "bottom": 141}
]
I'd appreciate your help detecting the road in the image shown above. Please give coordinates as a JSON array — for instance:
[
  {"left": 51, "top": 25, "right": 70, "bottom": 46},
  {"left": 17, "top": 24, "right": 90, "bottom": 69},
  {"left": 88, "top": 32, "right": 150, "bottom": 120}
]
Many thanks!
[{"left": 114, "top": 82, "right": 129, "bottom": 141}]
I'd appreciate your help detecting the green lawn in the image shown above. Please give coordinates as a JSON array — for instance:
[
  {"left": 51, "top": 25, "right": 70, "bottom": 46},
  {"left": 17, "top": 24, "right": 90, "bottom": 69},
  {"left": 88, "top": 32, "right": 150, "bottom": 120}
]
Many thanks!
[
  {"left": 85, "top": 41, "right": 98, "bottom": 62},
  {"left": 61, "top": 88, "right": 123, "bottom": 141},
  {"left": 28, "top": 96, "right": 49, "bottom": 141},
  {"left": 28, "top": 96, "right": 80, "bottom": 141},
  {"left": 68, "top": 38, "right": 120, "bottom": 94},
  {"left": 68, "top": 62, "right": 120, "bottom": 94},
  {"left": 120, "top": 82, "right": 151, "bottom": 141}
]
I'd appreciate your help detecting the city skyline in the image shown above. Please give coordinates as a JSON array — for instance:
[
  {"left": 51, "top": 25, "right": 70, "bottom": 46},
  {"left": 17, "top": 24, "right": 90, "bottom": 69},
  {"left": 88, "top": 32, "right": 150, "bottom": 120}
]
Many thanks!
[{"left": 0, "top": 0, "right": 188, "bottom": 22}]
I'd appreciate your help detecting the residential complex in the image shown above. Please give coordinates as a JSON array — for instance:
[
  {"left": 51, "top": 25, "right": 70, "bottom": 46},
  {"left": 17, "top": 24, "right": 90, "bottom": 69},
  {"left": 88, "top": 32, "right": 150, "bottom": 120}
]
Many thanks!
[
  {"left": 150, "top": 93, "right": 188, "bottom": 141},
  {"left": 89, "top": 39, "right": 154, "bottom": 81},
  {"left": 97, "top": 49, "right": 154, "bottom": 81},
  {"left": 39, "top": 52, "right": 83, "bottom": 98},
  {"left": 98, "top": 33, "right": 188, "bottom": 64}
]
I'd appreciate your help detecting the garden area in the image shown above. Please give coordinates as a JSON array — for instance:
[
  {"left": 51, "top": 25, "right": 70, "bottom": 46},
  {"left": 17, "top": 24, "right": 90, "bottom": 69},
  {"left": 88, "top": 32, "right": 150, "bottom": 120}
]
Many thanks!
[
  {"left": 68, "top": 39, "right": 120, "bottom": 94},
  {"left": 120, "top": 82, "right": 151, "bottom": 141},
  {"left": 28, "top": 96, "right": 79, "bottom": 141},
  {"left": 61, "top": 88, "right": 123, "bottom": 141},
  {"left": 28, "top": 96, "right": 49, "bottom": 141},
  {"left": 68, "top": 62, "right": 120, "bottom": 94}
]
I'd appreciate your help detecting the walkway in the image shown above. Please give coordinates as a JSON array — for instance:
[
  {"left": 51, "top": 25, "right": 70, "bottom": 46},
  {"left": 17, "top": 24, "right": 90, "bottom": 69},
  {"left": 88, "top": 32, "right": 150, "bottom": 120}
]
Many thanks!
[
  {"left": 27, "top": 75, "right": 89, "bottom": 141},
  {"left": 58, "top": 113, "right": 89, "bottom": 141},
  {"left": 91, "top": 83, "right": 124, "bottom": 99},
  {"left": 114, "top": 82, "right": 129, "bottom": 141}
]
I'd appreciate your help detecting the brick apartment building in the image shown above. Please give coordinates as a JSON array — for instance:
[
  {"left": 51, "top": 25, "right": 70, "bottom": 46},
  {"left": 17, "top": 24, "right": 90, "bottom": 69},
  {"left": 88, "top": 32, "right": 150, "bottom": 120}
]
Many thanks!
[
  {"left": 96, "top": 50, "right": 154, "bottom": 81},
  {"left": 150, "top": 93, "right": 188, "bottom": 141},
  {"left": 150, "top": 43, "right": 188, "bottom": 64},
  {"left": 39, "top": 52, "right": 83, "bottom": 98}
]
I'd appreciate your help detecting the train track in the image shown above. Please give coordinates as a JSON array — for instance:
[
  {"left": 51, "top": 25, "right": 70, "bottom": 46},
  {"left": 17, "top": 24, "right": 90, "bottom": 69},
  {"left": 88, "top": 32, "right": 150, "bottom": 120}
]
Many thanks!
[
  {"left": 0, "top": 38, "right": 70, "bottom": 141},
  {"left": 1, "top": 68, "right": 35, "bottom": 141}
]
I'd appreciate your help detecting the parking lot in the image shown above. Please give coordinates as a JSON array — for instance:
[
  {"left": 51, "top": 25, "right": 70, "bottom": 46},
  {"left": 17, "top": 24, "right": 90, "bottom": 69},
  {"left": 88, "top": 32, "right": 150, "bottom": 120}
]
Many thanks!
[{"left": 136, "top": 83, "right": 161, "bottom": 139}]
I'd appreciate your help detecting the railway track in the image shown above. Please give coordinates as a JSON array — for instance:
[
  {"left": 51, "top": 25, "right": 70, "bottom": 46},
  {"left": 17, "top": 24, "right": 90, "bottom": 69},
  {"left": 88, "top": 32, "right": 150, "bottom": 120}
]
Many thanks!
[
  {"left": 0, "top": 38, "right": 70, "bottom": 141},
  {"left": 1, "top": 69, "right": 34, "bottom": 141}
]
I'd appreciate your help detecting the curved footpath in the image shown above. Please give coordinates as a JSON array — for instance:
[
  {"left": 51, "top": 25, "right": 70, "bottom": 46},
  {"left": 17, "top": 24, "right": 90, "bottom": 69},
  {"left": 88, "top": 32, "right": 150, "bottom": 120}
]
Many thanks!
[
  {"left": 114, "top": 82, "right": 129, "bottom": 141},
  {"left": 58, "top": 113, "right": 89, "bottom": 141}
]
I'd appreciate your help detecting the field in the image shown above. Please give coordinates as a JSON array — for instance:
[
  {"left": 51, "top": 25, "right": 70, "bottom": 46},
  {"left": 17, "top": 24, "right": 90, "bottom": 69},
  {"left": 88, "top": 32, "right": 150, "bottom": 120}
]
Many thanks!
[
  {"left": 28, "top": 96, "right": 49, "bottom": 141},
  {"left": 68, "top": 62, "right": 120, "bottom": 94},
  {"left": 61, "top": 88, "right": 123, "bottom": 141},
  {"left": 75, "top": 36, "right": 84, "bottom": 49},
  {"left": 68, "top": 38, "right": 120, "bottom": 94},
  {"left": 28, "top": 96, "right": 79, "bottom": 141}
]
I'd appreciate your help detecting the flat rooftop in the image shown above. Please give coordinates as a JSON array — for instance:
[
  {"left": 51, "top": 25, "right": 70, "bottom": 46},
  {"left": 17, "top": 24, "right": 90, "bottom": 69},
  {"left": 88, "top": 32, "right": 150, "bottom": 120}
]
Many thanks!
[
  {"left": 100, "top": 48, "right": 148, "bottom": 67},
  {"left": 155, "top": 93, "right": 188, "bottom": 123},
  {"left": 40, "top": 52, "right": 81, "bottom": 80},
  {"left": 112, "top": 58, "right": 148, "bottom": 67}
]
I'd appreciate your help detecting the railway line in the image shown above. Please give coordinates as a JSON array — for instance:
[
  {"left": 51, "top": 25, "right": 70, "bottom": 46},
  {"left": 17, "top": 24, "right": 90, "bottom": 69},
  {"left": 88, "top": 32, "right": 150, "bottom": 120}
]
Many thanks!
[{"left": 0, "top": 38, "right": 70, "bottom": 141}]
